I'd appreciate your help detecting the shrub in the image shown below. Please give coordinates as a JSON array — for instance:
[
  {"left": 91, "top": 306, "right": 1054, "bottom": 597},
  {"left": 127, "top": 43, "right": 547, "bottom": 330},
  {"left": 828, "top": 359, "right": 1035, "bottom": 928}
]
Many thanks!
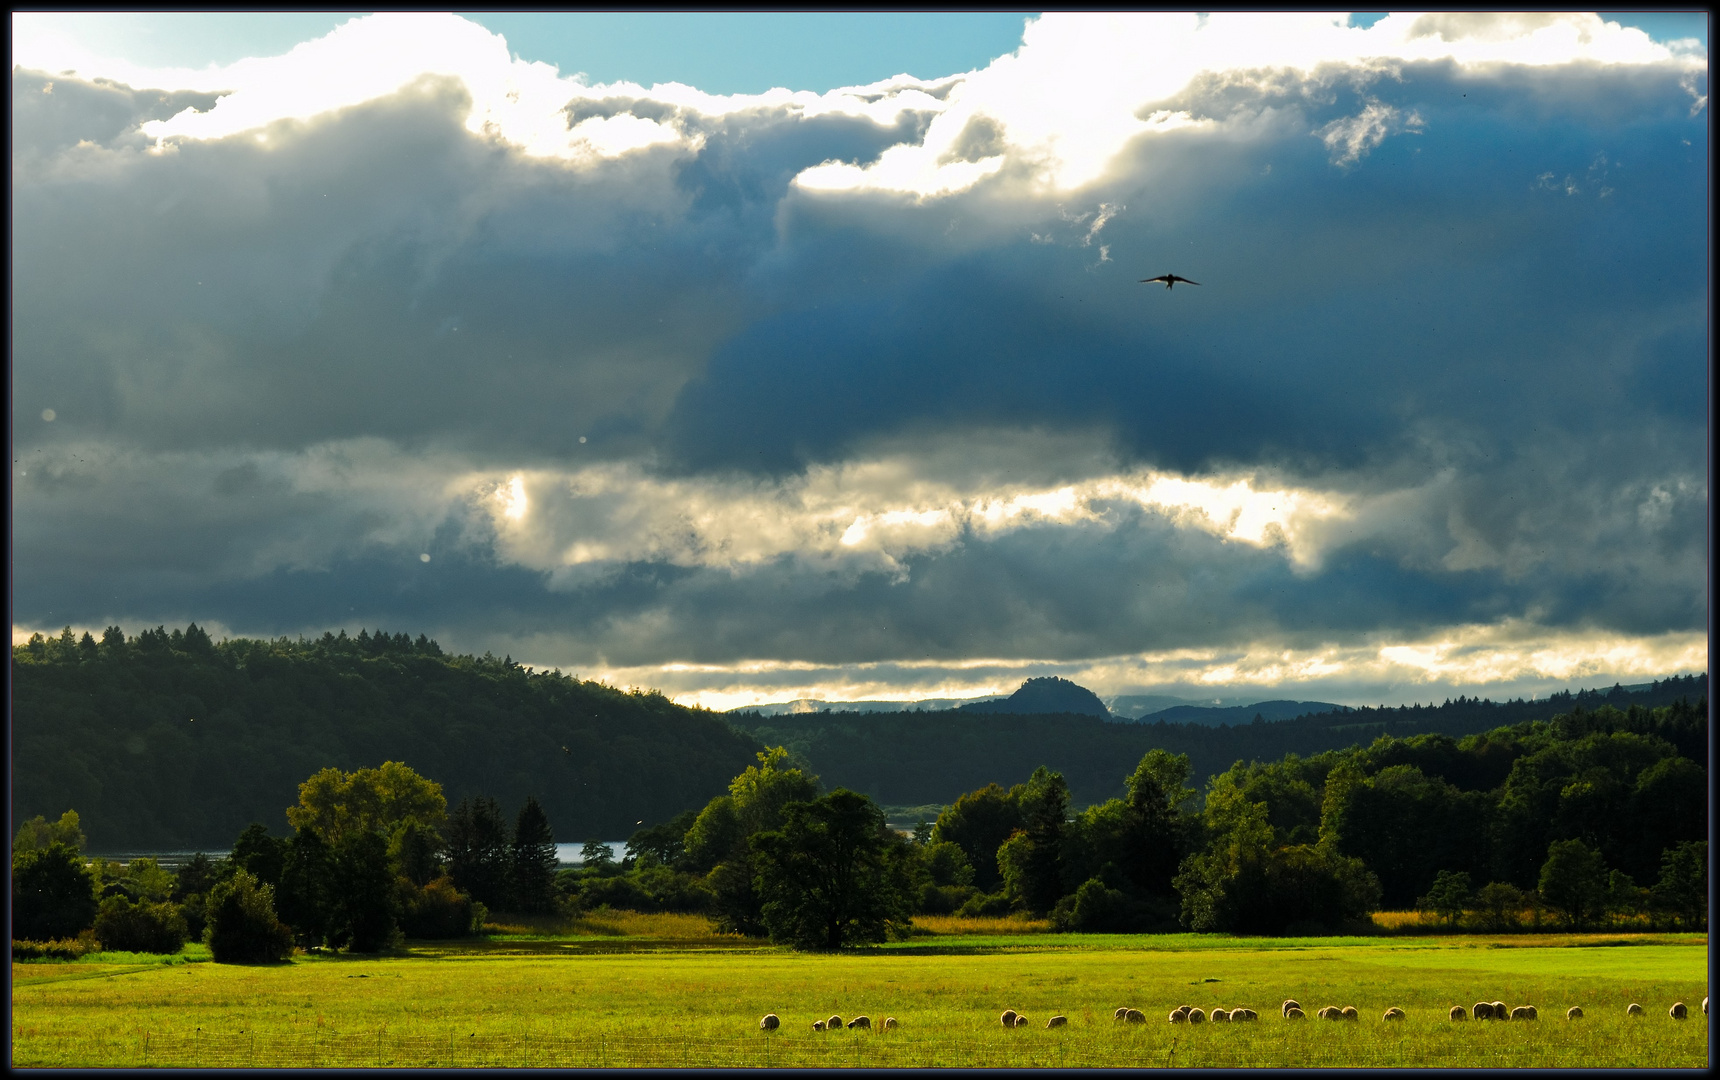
[
  {"left": 12, "top": 930, "right": 100, "bottom": 960},
  {"left": 956, "top": 891, "right": 1015, "bottom": 918},
  {"left": 917, "top": 883, "right": 978, "bottom": 915},
  {"left": 398, "top": 876, "right": 484, "bottom": 939},
  {"left": 94, "top": 896, "right": 189, "bottom": 953},
  {"left": 1474, "top": 881, "right": 1526, "bottom": 931},
  {"left": 204, "top": 869, "right": 293, "bottom": 963},
  {"left": 12, "top": 843, "right": 98, "bottom": 942}
]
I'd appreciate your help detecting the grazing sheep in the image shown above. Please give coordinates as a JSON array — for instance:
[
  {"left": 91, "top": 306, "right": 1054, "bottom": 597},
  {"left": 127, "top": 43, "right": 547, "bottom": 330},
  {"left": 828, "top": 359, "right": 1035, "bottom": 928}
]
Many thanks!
[
  {"left": 1233, "top": 1009, "right": 1258, "bottom": 1021},
  {"left": 847, "top": 1016, "right": 871, "bottom": 1030},
  {"left": 812, "top": 1021, "right": 826, "bottom": 1032},
  {"left": 1168, "top": 1010, "right": 1188, "bottom": 1024},
  {"left": 1382, "top": 1008, "right": 1405, "bottom": 1021},
  {"left": 1490, "top": 1002, "right": 1506, "bottom": 1019},
  {"left": 1000, "top": 1010, "right": 1018, "bottom": 1029},
  {"left": 1046, "top": 1015, "right": 1068, "bottom": 1029},
  {"left": 1701, "top": 997, "right": 1706, "bottom": 1015},
  {"left": 1317, "top": 1007, "right": 1338, "bottom": 1020},
  {"left": 1114, "top": 1007, "right": 1130, "bottom": 1020},
  {"left": 1565, "top": 1007, "right": 1582, "bottom": 1020},
  {"left": 1188, "top": 1008, "right": 1206, "bottom": 1024},
  {"left": 1341, "top": 1007, "right": 1359, "bottom": 1021},
  {"left": 1282, "top": 999, "right": 1301, "bottom": 1016},
  {"left": 759, "top": 1014, "right": 780, "bottom": 1031},
  {"left": 1669, "top": 1002, "right": 1687, "bottom": 1020},
  {"left": 1013, "top": 1014, "right": 1030, "bottom": 1028},
  {"left": 1449, "top": 1006, "right": 1468, "bottom": 1021},
  {"left": 827, "top": 1015, "right": 844, "bottom": 1029},
  {"left": 1509, "top": 1006, "right": 1535, "bottom": 1021},
  {"left": 883, "top": 1017, "right": 899, "bottom": 1030},
  {"left": 1472, "top": 1002, "right": 1493, "bottom": 1021},
  {"left": 1124, "top": 1009, "right": 1146, "bottom": 1024},
  {"left": 1210, "top": 1009, "right": 1230, "bottom": 1022},
  {"left": 1626, "top": 1003, "right": 1644, "bottom": 1017},
  {"left": 1285, "top": 1008, "right": 1306, "bottom": 1020}
]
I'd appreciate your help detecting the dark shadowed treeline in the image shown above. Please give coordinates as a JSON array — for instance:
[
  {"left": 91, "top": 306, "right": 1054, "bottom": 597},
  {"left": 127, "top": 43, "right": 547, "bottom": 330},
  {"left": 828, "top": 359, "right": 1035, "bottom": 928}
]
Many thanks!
[
  {"left": 729, "top": 675, "right": 1707, "bottom": 808},
  {"left": 12, "top": 625, "right": 764, "bottom": 848}
]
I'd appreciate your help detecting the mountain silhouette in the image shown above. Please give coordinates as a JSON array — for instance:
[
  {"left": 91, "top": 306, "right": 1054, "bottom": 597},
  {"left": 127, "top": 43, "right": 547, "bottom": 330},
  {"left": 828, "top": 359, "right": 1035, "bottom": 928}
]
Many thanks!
[{"left": 960, "top": 676, "right": 1110, "bottom": 718}]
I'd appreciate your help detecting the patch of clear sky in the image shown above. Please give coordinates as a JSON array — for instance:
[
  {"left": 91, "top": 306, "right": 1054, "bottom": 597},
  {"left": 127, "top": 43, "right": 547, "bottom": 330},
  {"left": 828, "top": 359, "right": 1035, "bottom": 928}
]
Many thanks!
[{"left": 20, "top": 11, "right": 1707, "bottom": 94}]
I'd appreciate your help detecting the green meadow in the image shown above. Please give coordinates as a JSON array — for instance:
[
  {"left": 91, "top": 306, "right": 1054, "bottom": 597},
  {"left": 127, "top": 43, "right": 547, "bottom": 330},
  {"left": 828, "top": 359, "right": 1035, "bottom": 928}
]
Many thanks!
[{"left": 12, "top": 915, "right": 1708, "bottom": 1068}]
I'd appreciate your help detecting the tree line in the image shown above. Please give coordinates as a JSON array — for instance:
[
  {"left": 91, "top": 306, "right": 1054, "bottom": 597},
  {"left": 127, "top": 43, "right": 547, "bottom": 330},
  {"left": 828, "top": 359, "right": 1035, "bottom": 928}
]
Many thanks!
[
  {"left": 14, "top": 693, "right": 1706, "bottom": 958},
  {"left": 728, "top": 675, "right": 1706, "bottom": 809},
  {"left": 12, "top": 762, "right": 563, "bottom": 961},
  {"left": 13, "top": 624, "right": 764, "bottom": 848}
]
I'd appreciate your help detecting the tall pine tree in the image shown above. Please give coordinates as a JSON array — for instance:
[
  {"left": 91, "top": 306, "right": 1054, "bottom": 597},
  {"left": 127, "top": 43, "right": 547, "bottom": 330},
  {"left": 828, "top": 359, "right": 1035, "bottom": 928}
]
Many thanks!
[{"left": 510, "top": 796, "right": 558, "bottom": 914}]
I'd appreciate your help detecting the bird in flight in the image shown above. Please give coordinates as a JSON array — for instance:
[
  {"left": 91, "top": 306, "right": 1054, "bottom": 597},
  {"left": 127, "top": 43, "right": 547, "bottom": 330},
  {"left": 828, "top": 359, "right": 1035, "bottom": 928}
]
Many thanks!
[{"left": 1139, "top": 274, "right": 1200, "bottom": 289}]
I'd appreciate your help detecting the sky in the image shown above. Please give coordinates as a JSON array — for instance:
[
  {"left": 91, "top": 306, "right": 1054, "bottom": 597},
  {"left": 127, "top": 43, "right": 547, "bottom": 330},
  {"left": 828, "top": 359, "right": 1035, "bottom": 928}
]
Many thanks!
[{"left": 10, "top": 12, "right": 1710, "bottom": 711}]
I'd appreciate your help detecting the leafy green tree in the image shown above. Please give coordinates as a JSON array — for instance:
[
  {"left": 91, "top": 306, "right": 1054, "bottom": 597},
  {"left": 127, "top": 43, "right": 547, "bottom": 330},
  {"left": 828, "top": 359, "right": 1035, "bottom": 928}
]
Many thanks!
[
  {"left": 275, "top": 828, "right": 337, "bottom": 949},
  {"left": 172, "top": 852, "right": 221, "bottom": 901},
  {"left": 1473, "top": 880, "right": 1526, "bottom": 931},
  {"left": 94, "top": 896, "right": 189, "bottom": 953},
  {"left": 682, "top": 797, "right": 744, "bottom": 874},
  {"left": 445, "top": 796, "right": 510, "bottom": 910},
  {"left": 121, "top": 857, "right": 177, "bottom": 903},
  {"left": 1538, "top": 838, "right": 1608, "bottom": 928},
  {"left": 12, "top": 842, "right": 98, "bottom": 941},
  {"left": 1013, "top": 766, "right": 1071, "bottom": 915},
  {"left": 286, "top": 761, "right": 448, "bottom": 848},
  {"left": 1051, "top": 877, "right": 1134, "bottom": 933},
  {"left": 330, "top": 831, "right": 400, "bottom": 952},
  {"left": 399, "top": 876, "right": 485, "bottom": 938},
  {"left": 230, "top": 823, "right": 289, "bottom": 888},
  {"left": 931, "top": 783, "right": 1022, "bottom": 894},
  {"left": 204, "top": 869, "right": 293, "bottom": 963},
  {"left": 912, "top": 818, "right": 933, "bottom": 846},
  {"left": 1416, "top": 869, "right": 1472, "bottom": 927},
  {"left": 625, "top": 809, "right": 698, "bottom": 870},
  {"left": 1603, "top": 870, "right": 1643, "bottom": 927},
  {"left": 510, "top": 796, "right": 559, "bottom": 914},
  {"left": 751, "top": 789, "right": 914, "bottom": 950},
  {"left": 388, "top": 818, "right": 443, "bottom": 887},
  {"left": 13, "top": 809, "right": 86, "bottom": 854},
  {"left": 1651, "top": 840, "right": 1707, "bottom": 930}
]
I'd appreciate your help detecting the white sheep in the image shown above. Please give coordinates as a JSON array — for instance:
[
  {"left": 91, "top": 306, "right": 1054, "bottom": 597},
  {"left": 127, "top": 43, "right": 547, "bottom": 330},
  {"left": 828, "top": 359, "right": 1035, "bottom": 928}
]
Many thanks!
[
  {"left": 1382, "top": 1008, "right": 1405, "bottom": 1021},
  {"left": 1124, "top": 1009, "right": 1146, "bottom": 1024},
  {"left": 1509, "top": 1006, "right": 1536, "bottom": 1021},
  {"left": 1168, "top": 1009, "right": 1188, "bottom": 1024},
  {"left": 1282, "top": 998, "right": 1301, "bottom": 1017},
  {"left": 1626, "top": 1003, "right": 1644, "bottom": 1017},
  {"left": 1565, "top": 1006, "right": 1582, "bottom": 1020},
  {"left": 882, "top": 1017, "right": 899, "bottom": 1030},
  {"left": 1210, "top": 1008, "right": 1230, "bottom": 1021},
  {"left": 1231, "top": 1008, "right": 1258, "bottom": 1021},
  {"left": 1013, "top": 1014, "right": 1030, "bottom": 1028},
  {"left": 827, "top": 1015, "right": 844, "bottom": 1029},
  {"left": 812, "top": 1020, "right": 826, "bottom": 1032},
  {"left": 1449, "top": 1006, "right": 1468, "bottom": 1021},
  {"left": 1046, "top": 1015, "right": 1068, "bottom": 1028},
  {"left": 758, "top": 1014, "right": 780, "bottom": 1031},
  {"left": 847, "top": 1016, "right": 871, "bottom": 1030},
  {"left": 1284, "top": 1008, "right": 1306, "bottom": 1020},
  {"left": 1669, "top": 1002, "right": 1687, "bottom": 1020},
  {"left": 1473, "top": 1002, "right": 1493, "bottom": 1020},
  {"left": 999, "top": 1010, "right": 1018, "bottom": 1028}
]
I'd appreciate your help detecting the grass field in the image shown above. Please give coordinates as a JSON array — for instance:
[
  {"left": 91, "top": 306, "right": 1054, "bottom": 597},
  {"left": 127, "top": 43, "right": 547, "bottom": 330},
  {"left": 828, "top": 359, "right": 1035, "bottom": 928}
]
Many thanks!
[{"left": 11, "top": 917, "right": 1709, "bottom": 1068}]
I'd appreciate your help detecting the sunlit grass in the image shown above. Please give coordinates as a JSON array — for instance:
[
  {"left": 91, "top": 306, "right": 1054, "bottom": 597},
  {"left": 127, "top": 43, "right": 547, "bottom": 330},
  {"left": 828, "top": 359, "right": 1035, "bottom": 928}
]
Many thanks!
[
  {"left": 911, "top": 913, "right": 1052, "bottom": 936},
  {"left": 12, "top": 929, "right": 1707, "bottom": 1067}
]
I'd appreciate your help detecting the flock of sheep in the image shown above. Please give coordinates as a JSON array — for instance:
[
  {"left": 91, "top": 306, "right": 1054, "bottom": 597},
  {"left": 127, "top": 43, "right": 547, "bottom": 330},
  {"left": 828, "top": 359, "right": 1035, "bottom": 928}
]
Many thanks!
[{"left": 758, "top": 995, "right": 1706, "bottom": 1032}]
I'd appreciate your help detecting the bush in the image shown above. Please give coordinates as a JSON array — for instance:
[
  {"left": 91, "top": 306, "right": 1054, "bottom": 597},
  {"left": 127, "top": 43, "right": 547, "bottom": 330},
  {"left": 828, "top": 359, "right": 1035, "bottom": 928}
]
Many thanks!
[
  {"left": 12, "top": 842, "right": 98, "bottom": 942},
  {"left": 956, "top": 891, "right": 1015, "bottom": 918},
  {"left": 12, "top": 930, "right": 100, "bottom": 960},
  {"left": 576, "top": 874, "right": 657, "bottom": 912},
  {"left": 398, "top": 876, "right": 485, "bottom": 939},
  {"left": 94, "top": 896, "right": 189, "bottom": 953},
  {"left": 917, "top": 883, "right": 978, "bottom": 915},
  {"left": 204, "top": 869, "right": 293, "bottom": 963}
]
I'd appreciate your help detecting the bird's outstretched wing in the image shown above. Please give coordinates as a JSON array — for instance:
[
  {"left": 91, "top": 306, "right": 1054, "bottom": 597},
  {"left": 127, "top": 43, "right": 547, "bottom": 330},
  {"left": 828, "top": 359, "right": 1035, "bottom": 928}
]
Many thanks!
[
  {"left": 1139, "top": 275, "right": 1173, "bottom": 284},
  {"left": 1172, "top": 276, "right": 1201, "bottom": 286}
]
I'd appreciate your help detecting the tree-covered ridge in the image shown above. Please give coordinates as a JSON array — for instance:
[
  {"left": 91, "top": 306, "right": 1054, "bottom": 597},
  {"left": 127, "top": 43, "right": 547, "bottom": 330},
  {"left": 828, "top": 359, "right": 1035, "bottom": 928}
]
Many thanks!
[
  {"left": 730, "top": 675, "right": 1707, "bottom": 808},
  {"left": 12, "top": 625, "right": 764, "bottom": 848}
]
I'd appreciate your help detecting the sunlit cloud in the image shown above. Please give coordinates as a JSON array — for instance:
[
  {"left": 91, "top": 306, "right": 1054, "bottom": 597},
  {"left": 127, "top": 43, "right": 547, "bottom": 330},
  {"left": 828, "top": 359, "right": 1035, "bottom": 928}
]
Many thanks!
[{"left": 573, "top": 622, "right": 1709, "bottom": 712}]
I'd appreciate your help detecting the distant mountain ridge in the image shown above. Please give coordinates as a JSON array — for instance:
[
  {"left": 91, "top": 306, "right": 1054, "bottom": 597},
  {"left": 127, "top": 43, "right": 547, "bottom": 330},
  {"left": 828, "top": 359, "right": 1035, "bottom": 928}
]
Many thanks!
[{"left": 1129, "top": 699, "right": 1348, "bottom": 727}]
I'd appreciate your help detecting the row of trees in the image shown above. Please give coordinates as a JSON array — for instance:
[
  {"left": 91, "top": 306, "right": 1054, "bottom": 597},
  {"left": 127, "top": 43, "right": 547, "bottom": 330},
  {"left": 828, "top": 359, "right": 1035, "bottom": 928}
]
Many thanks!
[
  {"left": 11, "top": 763, "right": 570, "bottom": 961},
  {"left": 561, "top": 698, "right": 1707, "bottom": 943}
]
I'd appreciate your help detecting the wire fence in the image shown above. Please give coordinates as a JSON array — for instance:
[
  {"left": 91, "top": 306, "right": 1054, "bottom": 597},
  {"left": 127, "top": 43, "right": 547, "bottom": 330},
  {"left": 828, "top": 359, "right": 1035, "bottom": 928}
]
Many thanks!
[{"left": 114, "top": 1027, "right": 1662, "bottom": 1069}]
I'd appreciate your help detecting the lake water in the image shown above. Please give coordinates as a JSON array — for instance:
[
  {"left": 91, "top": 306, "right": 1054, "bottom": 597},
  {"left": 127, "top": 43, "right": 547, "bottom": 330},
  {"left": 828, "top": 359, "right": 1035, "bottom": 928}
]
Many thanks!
[{"left": 90, "top": 842, "right": 626, "bottom": 869}]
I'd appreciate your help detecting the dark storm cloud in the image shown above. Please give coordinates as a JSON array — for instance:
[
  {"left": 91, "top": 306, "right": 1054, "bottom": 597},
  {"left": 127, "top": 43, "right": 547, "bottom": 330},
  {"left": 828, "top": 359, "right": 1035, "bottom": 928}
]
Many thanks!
[{"left": 9, "top": 17, "right": 1707, "bottom": 701}]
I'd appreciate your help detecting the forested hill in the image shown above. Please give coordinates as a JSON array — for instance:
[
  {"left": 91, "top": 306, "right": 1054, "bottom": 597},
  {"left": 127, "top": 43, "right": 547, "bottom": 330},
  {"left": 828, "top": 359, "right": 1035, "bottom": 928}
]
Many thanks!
[
  {"left": 730, "top": 675, "right": 1707, "bottom": 809},
  {"left": 12, "top": 626, "right": 764, "bottom": 849}
]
